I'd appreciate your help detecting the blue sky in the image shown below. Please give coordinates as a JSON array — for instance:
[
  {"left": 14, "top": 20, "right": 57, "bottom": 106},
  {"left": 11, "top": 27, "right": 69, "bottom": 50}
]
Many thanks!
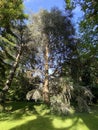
[
  {"left": 23, "top": 0, "right": 83, "bottom": 26},
  {"left": 23, "top": 0, "right": 65, "bottom": 13}
]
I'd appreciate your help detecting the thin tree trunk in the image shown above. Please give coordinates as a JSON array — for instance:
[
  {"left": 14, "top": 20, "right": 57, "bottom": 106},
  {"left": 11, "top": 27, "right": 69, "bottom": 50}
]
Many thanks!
[
  {"left": 3, "top": 47, "right": 22, "bottom": 92},
  {"left": 43, "top": 43, "right": 50, "bottom": 104}
]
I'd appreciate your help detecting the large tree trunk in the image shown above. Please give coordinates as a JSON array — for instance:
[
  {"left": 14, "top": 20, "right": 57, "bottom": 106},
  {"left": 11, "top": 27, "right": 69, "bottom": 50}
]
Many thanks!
[
  {"left": 3, "top": 47, "right": 22, "bottom": 92},
  {"left": 43, "top": 43, "right": 50, "bottom": 104}
]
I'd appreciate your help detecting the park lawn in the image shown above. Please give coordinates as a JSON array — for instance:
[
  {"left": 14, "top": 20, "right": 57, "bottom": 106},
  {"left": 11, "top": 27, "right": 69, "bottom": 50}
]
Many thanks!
[{"left": 0, "top": 102, "right": 98, "bottom": 130}]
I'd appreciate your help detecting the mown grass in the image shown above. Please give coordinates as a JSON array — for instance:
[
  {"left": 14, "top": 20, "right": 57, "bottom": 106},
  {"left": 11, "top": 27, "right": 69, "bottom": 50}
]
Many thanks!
[{"left": 0, "top": 102, "right": 98, "bottom": 130}]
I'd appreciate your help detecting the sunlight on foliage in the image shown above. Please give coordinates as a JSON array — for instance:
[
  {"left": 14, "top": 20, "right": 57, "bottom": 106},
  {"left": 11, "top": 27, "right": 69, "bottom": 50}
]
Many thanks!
[{"left": 0, "top": 36, "right": 15, "bottom": 46}]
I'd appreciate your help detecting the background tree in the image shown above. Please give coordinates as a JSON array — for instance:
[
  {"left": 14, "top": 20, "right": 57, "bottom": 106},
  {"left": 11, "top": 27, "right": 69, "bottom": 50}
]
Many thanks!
[
  {"left": 67, "top": 0, "right": 98, "bottom": 86},
  {"left": 0, "top": 0, "right": 28, "bottom": 102}
]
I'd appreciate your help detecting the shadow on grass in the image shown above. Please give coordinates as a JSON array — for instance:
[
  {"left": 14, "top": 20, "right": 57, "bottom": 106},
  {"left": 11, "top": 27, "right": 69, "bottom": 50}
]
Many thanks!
[
  {"left": 9, "top": 115, "right": 80, "bottom": 130},
  {"left": 0, "top": 102, "right": 98, "bottom": 130},
  {"left": 78, "top": 105, "right": 98, "bottom": 130},
  {"left": 10, "top": 105, "right": 98, "bottom": 130},
  {"left": 0, "top": 101, "right": 37, "bottom": 121},
  {"left": 0, "top": 101, "right": 50, "bottom": 121}
]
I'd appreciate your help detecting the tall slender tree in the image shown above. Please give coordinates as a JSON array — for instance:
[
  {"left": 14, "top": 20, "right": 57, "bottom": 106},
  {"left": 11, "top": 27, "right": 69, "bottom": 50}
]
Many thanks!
[{"left": 28, "top": 8, "right": 75, "bottom": 103}]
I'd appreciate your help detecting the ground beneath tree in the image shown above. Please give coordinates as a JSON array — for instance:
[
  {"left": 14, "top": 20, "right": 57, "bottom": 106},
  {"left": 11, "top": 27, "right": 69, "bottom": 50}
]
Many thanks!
[{"left": 0, "top": 102, "right": 98, "bottom": 130}]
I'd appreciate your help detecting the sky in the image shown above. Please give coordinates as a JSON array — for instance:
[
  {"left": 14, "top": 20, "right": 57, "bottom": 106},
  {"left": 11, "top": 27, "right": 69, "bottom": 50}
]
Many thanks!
[
  {"left": 23, "top": 0, "right": 83, "bottom": 27},
  {"left": 23, "top": 0, "right": 65, "bottom": 13}
]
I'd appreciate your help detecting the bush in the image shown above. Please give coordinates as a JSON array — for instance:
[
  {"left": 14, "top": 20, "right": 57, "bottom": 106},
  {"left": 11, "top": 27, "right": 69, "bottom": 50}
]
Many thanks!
[{"left": 50, "top": 95, "right": 71, "bottom": 115}]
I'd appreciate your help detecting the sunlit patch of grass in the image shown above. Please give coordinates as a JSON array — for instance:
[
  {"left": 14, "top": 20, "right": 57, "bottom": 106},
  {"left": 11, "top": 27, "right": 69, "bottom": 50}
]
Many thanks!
[
  {"left": 52, "top": 117, "right": 74, "bottom": 128},
  {"left": 52, "top": 117, "right": 89, "bottom": 130},
  {"left": 0, "top": 114, "right": 37, "bottom": 130}
]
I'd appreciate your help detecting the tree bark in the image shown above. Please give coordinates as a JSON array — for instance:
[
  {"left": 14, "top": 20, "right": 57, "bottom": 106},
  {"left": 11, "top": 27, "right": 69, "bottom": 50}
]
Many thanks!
[
  {"left": 43, "top": 42, "right": 50, "bottom": 104},
  {"left": 3, "top": 46, "right": 23, "bottom": 92}
]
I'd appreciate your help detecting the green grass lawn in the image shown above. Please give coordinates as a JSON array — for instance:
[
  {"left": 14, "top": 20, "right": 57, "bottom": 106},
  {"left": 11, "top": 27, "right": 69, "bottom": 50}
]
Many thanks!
[{"left": 0, "top": 102, "right": 98, "bottom": 130}]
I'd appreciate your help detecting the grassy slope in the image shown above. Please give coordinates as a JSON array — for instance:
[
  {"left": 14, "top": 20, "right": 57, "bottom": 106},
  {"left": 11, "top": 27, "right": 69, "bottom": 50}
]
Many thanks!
[{"left": 0, "top": 102, "right": 98, "bottom": 130}]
